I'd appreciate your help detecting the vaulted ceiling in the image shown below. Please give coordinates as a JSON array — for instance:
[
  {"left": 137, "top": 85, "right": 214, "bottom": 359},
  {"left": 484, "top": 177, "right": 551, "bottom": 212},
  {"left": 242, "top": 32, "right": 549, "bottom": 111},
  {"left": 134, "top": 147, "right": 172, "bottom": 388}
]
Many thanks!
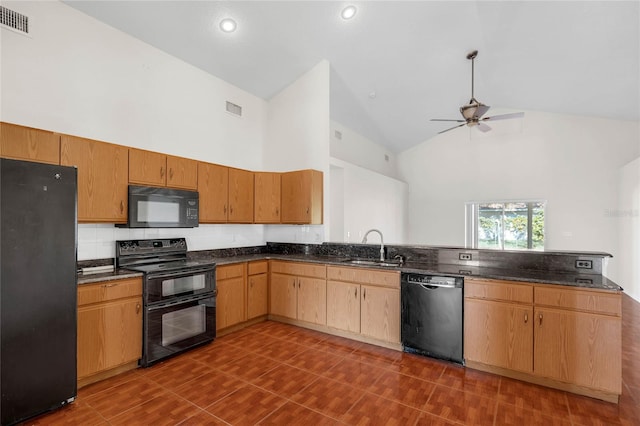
[{"left": 64, "top": 1, "right": 639, "bottom": 153}]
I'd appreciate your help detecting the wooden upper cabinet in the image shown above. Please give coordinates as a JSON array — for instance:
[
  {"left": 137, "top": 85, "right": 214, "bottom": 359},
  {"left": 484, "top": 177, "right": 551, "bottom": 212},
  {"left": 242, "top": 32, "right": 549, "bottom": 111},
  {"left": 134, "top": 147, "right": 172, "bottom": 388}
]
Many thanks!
[
  {"left": 129, "top": 148, "right": 197, "bottom": 190},
  {"left": 197, "top": 162, "right": 229, "bottom": 223},
  {"left": 254, "top": 172, "right": 281, "bottom": 223},
  {"left": 60, "top": 135, "right": 128, "bottom": 223},
  {"left": 228, "top": 168, "right": 254, "bottom": 223},
  {"left": 0, "top": 122, "right": 60, "bottom": 165},
  {"left": 166, "top": 155, "right": 197, "bottom": 189},
  {"left": 281, "top": 169, "right": 323, "bottom": 224}
]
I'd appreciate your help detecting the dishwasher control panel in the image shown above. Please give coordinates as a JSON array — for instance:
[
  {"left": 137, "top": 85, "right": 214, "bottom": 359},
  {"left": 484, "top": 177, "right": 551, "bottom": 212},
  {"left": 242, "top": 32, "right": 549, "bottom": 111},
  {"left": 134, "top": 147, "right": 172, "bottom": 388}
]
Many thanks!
[{"left": 402, "top": 274, "right": 463, "bottom": 288}]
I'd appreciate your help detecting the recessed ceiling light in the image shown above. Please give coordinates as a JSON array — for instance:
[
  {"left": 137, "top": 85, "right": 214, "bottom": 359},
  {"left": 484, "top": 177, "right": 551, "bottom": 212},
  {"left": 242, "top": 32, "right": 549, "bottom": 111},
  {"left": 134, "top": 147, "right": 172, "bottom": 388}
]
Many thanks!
[
  {"left": 341, "top": 5, "right": 357, "bottom": 20},
  {"left": 219, "top": 18, "right": 237, "bottom": 33}
]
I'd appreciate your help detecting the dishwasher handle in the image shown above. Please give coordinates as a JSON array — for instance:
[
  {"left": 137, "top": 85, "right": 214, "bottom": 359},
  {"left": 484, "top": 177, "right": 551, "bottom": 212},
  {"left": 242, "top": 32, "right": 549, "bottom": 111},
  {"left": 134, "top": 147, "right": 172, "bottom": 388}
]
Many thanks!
[{"left": 418, "top": 282, "right": 456, "bottom": 290}]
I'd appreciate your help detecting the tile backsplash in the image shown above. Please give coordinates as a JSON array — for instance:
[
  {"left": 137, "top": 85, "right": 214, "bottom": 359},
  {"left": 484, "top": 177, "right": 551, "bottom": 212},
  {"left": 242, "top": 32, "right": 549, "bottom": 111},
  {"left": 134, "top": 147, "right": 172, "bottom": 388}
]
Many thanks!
[{"left": 77, "top": 223, "right": 326, "bottom": 261}]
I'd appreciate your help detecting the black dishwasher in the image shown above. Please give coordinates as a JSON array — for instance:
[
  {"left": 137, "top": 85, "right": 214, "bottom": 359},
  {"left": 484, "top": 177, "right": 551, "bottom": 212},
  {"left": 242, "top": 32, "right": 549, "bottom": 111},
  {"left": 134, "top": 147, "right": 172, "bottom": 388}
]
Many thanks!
[{"left": 401, "top": 273, "right": 464, "bottom": 364}]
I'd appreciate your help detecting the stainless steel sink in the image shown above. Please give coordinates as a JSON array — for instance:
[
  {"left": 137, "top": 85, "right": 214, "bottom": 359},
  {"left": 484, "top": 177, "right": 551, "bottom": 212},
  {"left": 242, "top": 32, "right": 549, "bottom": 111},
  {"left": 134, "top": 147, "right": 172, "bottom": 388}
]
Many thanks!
[{"left": 341, "top": 259, "right": 402, "bottom": 268}]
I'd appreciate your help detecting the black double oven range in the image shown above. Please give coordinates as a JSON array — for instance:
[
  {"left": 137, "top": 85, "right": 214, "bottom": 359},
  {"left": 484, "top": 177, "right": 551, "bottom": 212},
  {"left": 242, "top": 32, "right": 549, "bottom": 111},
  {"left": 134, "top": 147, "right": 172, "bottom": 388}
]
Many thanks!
[{"left": 116, "top": 238, "right": 217, "bottom": 366}]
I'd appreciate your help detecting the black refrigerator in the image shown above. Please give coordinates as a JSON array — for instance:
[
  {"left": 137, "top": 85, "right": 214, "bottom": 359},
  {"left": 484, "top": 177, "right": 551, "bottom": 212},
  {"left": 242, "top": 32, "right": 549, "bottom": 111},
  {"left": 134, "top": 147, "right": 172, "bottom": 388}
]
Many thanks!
[{"left": 1, "top": 158, "right": 78, "bottom": 425}]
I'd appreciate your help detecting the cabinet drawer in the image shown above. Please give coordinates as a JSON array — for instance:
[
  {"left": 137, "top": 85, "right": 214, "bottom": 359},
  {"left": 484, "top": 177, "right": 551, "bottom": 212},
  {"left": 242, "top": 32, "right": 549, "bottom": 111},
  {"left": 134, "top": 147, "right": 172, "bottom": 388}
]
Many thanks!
[
  {"left": 464, "top": 278, "right": 533, "bottom": 304},
  {"left": 327, "top": 266, "right": 400, "bottom": 289},
  {"left": 270, "top": 261, "right": 326, "bottom": 279},
  {"left": 534, "top": 286, "right": 621, "bottom": 316},
  {"left": 217, "top": 263, "right": 245, "bottom": 280},
  {"left": 248, "top": 260, "right": 268, "bottom": 275},
  {"left": 78, "top": 278, "right": 142, "bottom": 306}
]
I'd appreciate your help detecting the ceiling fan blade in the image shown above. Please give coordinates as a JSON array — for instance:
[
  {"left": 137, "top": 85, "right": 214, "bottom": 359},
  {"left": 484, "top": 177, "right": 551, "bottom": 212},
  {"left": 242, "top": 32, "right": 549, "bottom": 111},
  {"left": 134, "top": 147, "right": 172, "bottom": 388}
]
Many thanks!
[
  {"left": 482, "top": 112, "right": 524, "bottom": 122},
  {"left": 476, "top": 104, "right": 490, "bottom": 118},
  {"left": 431, "top": 118, "right": 466, "bottom": 122},
  {"left": 477, "top": 122, "right": 491, "bottom": 132},
  {"left": 437, "top": 123, "right": 467, "bottom": 134}
]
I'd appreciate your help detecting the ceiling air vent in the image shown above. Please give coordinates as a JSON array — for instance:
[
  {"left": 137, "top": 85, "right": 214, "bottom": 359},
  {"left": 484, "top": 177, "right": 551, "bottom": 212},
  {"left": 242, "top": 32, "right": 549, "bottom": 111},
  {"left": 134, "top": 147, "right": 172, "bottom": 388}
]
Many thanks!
[
  {"left": 225, "top": 101, "right": 242, "bottom": 117},
  {"left": 1, "top": 6, "right": 29, "bottom": 35}
]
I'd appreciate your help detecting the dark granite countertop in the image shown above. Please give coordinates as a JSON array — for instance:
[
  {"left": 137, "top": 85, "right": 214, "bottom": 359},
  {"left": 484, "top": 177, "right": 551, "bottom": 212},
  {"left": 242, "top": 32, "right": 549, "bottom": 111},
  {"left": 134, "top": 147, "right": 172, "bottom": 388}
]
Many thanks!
[{"left": 78, "top": 253, "right": 622, "bottom": 291}]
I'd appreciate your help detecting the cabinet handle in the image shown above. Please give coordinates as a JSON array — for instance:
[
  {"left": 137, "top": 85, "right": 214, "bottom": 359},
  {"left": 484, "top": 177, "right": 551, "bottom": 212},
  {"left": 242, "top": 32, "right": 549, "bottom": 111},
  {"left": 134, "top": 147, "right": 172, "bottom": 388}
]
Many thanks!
[
  {"left": 224, "top": 205, "right": 227, "bottom": 214},
  {"left": 539, "top": 313, "right": 543, "bottom": 326},
  {"left": 120, "top": 200, "right": 124, "bottom": 214},
  {"left": 102, "top": 283, "right": 117, "bottom": 288},
  {"left": 354, "top": 288, "right": 357, "bottom": 298},
  {"left": 169, "top": 168, "right": 174, "bottom": 180},
  {"left": 136, "top": 303, "right": 141, "bottom": 314},
  {"left": 524, "top": 313, "right": 528, "bottom": 323},
  {"left": 306, "top": 207, "right": 310, "bottom": 215},
  {"left": 160, "top": 167, "right": 165, "bottom": 178},
  {"left": 298, "top": 279, "right": 301, "bottom": 289},
  {"left": 363, "top": 288, "right": 366, "bottom": 300},
  {"left": 250, "top": 279, "right": 253, "bottom": 288}
]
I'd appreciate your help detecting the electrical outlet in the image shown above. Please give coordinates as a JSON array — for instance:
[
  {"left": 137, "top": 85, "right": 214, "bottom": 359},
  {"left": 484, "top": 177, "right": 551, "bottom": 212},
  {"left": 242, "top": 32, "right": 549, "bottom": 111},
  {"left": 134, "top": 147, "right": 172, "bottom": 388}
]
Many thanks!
[
  {"left": 575, "top": 260, "right": 593, "bottom": 269},
  {"left": 459, "top": 253, "right": 472, "bottom": 261}
]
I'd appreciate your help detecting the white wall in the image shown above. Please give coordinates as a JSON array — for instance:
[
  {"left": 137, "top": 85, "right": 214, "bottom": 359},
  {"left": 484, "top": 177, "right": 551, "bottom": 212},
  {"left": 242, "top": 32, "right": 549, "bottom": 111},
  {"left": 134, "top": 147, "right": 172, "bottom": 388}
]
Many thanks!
[
  {"left": 397, "top": 110, "right": 640, "bottom": 282},
  {"left": 618, "top": 156, "right": 640, "bottom": 302},
  {"left": 329, "top": 158, "right": 408, "bottom": 244},
  {"left": 1, "top": 1, "right": 270, "bottom": 260},
  {"left": 330, "top": 120, "right": 398, "bottom": 179},
  {"left": 264, "top": 60, "right": 331, "bottom": 244}
]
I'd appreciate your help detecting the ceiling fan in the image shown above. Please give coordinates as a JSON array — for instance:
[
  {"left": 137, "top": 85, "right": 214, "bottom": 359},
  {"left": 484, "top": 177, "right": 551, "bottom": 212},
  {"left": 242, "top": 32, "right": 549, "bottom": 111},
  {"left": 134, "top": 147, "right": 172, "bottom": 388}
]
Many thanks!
[{"left": 431, "top": 50, "right": 524, "bottom": 134}]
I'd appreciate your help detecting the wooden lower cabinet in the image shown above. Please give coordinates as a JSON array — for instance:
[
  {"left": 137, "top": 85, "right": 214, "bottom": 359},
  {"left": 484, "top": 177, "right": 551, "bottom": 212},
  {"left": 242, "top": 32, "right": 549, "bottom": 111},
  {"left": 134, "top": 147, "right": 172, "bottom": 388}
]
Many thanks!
[
  {"left": 77, "top": 277, "right": 142, "bottom": 385},
  {"left": 464, "top": 277, "right": 622, "bottom": 401},
  {"left": 216, "top": 263, "right": 247, "bottom": 330},
  {"left": 247, "top": 261, "right": 269, "bottom": 319},
  {"left": 360, "top": 284, "right": 400, "bottom": 343},
  {"left": 534, "top": 307, "right": 621, "bottom": 394},
  {"left": 269, "top": 261, "right": 327, "bottom": 326},
  {"left": 464, "top": 298, "right": 533, "bottom": 373},
  {"left": 326, "top": 266, "right": 400, "bottom": 345},
  {"left": 327, "top": 280, "right": 361, "bottom": 333}
]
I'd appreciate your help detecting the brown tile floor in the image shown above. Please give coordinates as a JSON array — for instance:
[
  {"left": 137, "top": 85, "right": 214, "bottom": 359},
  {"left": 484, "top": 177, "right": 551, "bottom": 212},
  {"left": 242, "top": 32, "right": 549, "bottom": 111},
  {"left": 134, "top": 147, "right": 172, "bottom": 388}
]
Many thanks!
[{"left": 25, "top": 294, "right": 640, "bottom": 426}]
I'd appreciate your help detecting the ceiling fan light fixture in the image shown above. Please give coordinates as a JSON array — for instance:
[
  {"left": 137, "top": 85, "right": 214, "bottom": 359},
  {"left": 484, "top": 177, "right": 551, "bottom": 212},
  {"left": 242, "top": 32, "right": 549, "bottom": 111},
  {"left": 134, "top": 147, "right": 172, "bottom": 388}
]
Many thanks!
[
  {"left": 341, "top": 5, "right": 357, "bottom": 20},
  {"left": 219, "top": 18, "right": 237, "bottom": 33}
]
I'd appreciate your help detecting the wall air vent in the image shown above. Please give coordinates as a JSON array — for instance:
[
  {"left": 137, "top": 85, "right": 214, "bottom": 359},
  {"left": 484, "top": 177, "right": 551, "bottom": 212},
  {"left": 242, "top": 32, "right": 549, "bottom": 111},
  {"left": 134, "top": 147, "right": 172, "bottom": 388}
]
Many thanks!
[
  {"left": 1, "top": 6, "right": 29, "bottom": 35},
  {"left": 334, "top": 130, "right": 342, "bottom": 140},
  {"left": 225, "top": 101, "right": 242, "bottom": 117}
]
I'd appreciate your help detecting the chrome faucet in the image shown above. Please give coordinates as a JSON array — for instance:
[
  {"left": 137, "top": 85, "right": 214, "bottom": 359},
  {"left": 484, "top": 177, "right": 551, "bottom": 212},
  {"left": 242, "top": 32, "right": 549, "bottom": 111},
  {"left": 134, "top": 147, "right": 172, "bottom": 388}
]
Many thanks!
[{"left": 362, "top": 229, "right": 385, "bottom": 261}]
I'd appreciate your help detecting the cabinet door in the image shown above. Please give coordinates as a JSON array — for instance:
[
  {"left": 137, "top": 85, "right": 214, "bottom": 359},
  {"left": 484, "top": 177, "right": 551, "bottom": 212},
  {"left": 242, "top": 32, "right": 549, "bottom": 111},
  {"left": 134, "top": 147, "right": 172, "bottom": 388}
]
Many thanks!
[
  {"left": 0, "top": 122, "right": 60, "bottom": 164},
  {"left": 216, "top": 276, "right": 246, "bottom": 330},
  {"left": 464, "top": 299, "right": 533, "bottom": 373},
  {"left": 166, "top": 155, "right": 197, "bottom": 190},
  {"left": 228, "top": 168, "right": 254, "bottom": 223},
  {"left": 198, "top": 162, "right": 229, "bottom": 223},
  {"left": 254, "top": 172, "right": 281, "bottom": 223},
  {"left": 270, "top": 273, "right": 297, "bottom": 319},
  {"left": 128, "top": 148, "right": 166, "bottom": 186},
  {"left": 327, "top": 281, "right": 360, "bottom": 333},
  {"left": 360, "top": 285, "right": 400, "bottom": 343},
  {"left": 534, "top": 308, "right": 621, "bottom": 393},
  {"left": 297, "top": 277, "right": 327, "bottom": 325},
  {"left": 61, "top": 135, "right": 128, "bottom": 222},
  {"left": 247, "top": 273, "right": 268, "bottom": 319},
  {"left": 281, "top": 169, "right": 323, "bottom": 224},
  {"left": 77, "top": 297, "right": 142, "bottom": 379}
]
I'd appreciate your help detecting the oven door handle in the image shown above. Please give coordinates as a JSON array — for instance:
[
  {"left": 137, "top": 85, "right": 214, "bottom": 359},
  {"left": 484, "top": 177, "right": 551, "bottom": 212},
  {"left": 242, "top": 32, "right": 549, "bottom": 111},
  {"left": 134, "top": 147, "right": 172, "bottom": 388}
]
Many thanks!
[
  {"left": 147, "top": 267, "right": 216, "bottom": 280},
  {"left": 146, "top": 292, "right": 216, "bottom": 311}
]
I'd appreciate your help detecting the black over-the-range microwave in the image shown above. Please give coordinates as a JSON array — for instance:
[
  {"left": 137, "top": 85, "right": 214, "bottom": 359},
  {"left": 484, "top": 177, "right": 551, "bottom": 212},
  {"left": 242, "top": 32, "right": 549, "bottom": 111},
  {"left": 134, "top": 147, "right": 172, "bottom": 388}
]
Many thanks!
[{"left": 118, "top": 185, "right": 199, "bottom": 228}]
